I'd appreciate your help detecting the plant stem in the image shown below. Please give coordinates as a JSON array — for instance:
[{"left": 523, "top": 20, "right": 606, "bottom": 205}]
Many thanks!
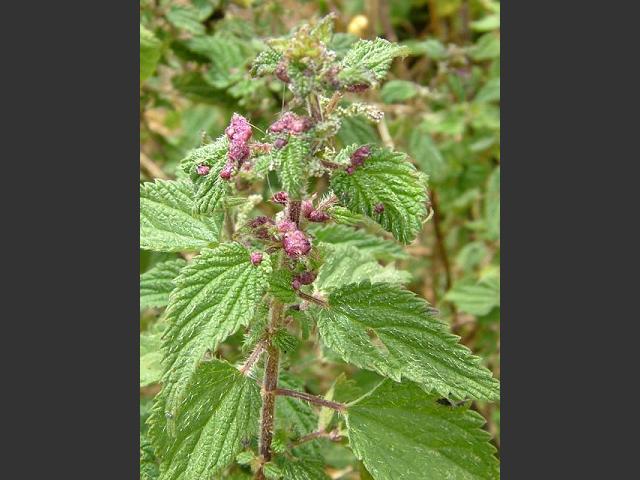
[
  {"left": 289, "top": 428, "right": 341, "bottom": 448},
  {"left": 255, "top": 299, "right": 284, "bottom": 479},
  {"left": 274, "top": 388, "right": 347, "bottom": 412},
  {"left": 430, "top": 189, "right": 453, "bottom": 292},
  {"left": 377, "top": 117, "right": 394, "bottom": 148},
  {"left": 296, "top": 291, "right": 328, "bottom": 307},
  {"left": 239, "top": 341, "right": 265, "bottom": 375},
  {"left": 288, "top": 199, "right": 301, "bottom": 227}
]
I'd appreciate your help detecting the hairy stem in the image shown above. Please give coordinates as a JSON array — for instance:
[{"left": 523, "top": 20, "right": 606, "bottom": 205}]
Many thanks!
[
  {"left": 289, "top": 428, "right": 342, "bottom": 448},
  {"left": 239, "top": 341, "right": 265, "bottom": 375},
  {"left": 288, "top": 199, "right": 302, "bottom": 226},
  {"left": 255, "top": 299, "right": 284, "bottom": 479},
  {"left": 297, "top": 291, "right": 328, "bottom": 307},
  {"left": 274, "top": 388, "right": 347, "bottom": 412}
]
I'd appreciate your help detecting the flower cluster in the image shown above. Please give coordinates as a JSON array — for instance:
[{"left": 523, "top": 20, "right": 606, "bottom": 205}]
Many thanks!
[{"left": 221, "top": 114, "right": 253, "bottom": 180}]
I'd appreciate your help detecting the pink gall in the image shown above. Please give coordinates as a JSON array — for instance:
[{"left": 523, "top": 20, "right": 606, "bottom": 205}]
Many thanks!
[
  {"left": 196, "top": 164, "right": 210, "bottom": 176},
  {"left": 283, "top": 230, "right": 312, "bottom": 258},
  {"left": 250, "top": 252, "right": 264, "bottom": 266}
]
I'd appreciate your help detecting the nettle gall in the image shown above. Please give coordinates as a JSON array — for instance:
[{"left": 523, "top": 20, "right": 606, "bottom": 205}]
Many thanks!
[
  {"left": 250, "top": 252, "right": 264, "bottom": 266},
  {"left": 196, "top": 164, "right": 210, "bottom": 176},
  {"left": 271, "top": 191, "right": 289, "bottom": 204},
  {"left": 283, "top": 230, "right": 312, "bottom": 258}
]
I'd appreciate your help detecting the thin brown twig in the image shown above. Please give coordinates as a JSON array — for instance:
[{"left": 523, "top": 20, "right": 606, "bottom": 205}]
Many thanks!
[{"left": 274, "top": 388, "right": 347, "bottom": 412}]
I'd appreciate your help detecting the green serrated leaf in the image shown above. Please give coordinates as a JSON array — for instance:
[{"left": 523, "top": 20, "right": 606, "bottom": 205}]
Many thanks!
[
  {"left": 273, "top": 328, "right": 300, "bottom": 353},
  {"left": 325, "top": 205, "right": 365, "bottom": 226},
  {"left": 159, "top": 243, "right": 271, "bottom": 415},
  {"left": 140, "top": 259, "right": 187, "bottom": 311},
  {"left": 235, "top": 451, "right": 254, "bottom": 465},
  {"left": 380, "top": 80, "right": 418, "bottom": 104},
  {"left": 401, "top": 38, "right": 447, "bottom": 60},
  {"left": 272, "top": 136, "right": 309, "bottom": 198},
  {"left": 330, "top": 146, "right": 428, "bottom": 243},
  {"left": 140, "top": 24, "right": 162, "bottom": 83},
  {"left": 471, "top": 14, "right": 500, "bottom": 32},
  {"left": 269, "top": 269, "right": 297, "bottom": 304},
  {"left": 337, "top": 116, "right": 379, "bottom": 146},
  {"left": 189, "top": 35, "right": 251, "bottom": 89},
  {"left": 141, "top": 321, "right": 168, "bottom": 387},
  {"left": 444, "top": 274, "right": 500, "bottom": 316},
  {"left": 408, "top": 127, "right": 446, "bottom": 182},
  {"left": 338, "top": 38, "right": 407, "bottom": 87},
  {"left": 282, "top": 459, "right": 331, "bottom": 480},
  {"left": 181, "top": 137, "right": 230, "bottom": 215},
  {"left": 346, "top": 381, "right": 499, "bottom": 480},
  {"left": 470, "top": 33, "right": 500, "bottom": 61},
  {"left": 277, "top": 373, "right": 318, "bottom": 437},
  {"left": 150, "top": 359, "right": 261, "bottom": 480},
  {"left": 317, "top": 373, "right": 345, "bottom": 432},
  {"left": 141, "top": 431, "right": 160, "bottom": 480},
  {"left": 316, "top": 245, "right": 410, "bottom": 292},
  {"left": 251, "top": 49, "right": 282, "bottom": 76},
  {"left": 328, "top": 33, "right": 358, "bottom": 58},
  {"left": 264, "top": 462, "right": 283, "bottom": 479},
  {"left": 317, "top": 282, "right": 500, "bottom": 401},
  {"left": 276, "top": 373, "right": 321, "bottom": 458},
  {"left": 140, "top": 179, "right": 222, "bottom": 252},
  {"left": 475, "top": 78, "right": 500, "bottom": 103},
  {"left": 309, "top": 224, "right": 408, "bottom": 261},
  {"left": 166, "top": 6, "right": 206, "bottom": 35}
]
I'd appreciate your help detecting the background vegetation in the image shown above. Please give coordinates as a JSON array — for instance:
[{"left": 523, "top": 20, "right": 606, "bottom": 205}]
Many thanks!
[{"left": 140, "top": 1, "right": 500, "bottom": 477}]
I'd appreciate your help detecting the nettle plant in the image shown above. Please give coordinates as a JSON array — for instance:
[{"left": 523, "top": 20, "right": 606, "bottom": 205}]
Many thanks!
[{"left": 140, "top": 15, "right": 500, "bottom": 480}]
